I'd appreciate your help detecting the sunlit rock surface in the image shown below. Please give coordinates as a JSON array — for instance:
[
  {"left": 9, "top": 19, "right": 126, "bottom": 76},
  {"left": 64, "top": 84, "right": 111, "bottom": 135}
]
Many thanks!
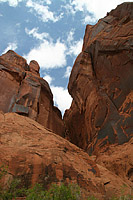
[{"left": 0, "top": 50, "right": 64, "bottom": 136}]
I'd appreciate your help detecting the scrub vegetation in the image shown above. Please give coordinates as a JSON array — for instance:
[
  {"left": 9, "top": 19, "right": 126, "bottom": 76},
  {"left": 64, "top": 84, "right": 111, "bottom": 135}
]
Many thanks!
[{"left": 0, "top": 165, "right": 132, "bottom": 200}]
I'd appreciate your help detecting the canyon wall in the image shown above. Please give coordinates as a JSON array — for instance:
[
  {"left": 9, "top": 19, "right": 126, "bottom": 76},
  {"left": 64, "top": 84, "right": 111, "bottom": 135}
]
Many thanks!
[
  {"left": 0, "top": 3, "right": 132, "bottom": 199},
  {"left": 64, "top": 2, "right": 133, "bottom": 155}
]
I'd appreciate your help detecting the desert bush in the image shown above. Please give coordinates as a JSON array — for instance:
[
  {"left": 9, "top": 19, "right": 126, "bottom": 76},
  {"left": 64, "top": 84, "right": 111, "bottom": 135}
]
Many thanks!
[
  {"left": 26, "top": 183, "right": 81, "bottom": 200},
  {"left": 0, "top": 165, "right": 81, "bottom": 200},
  {"left": 0, "top": 165, "right": 132, "bottom": 200}
]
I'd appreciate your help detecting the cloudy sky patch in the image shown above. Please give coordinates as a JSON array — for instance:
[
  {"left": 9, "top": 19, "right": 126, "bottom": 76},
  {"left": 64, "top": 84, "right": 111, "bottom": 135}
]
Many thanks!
[
  {"left": 26, "top": 0, "right": 63, "bottom": 23},
  {"left": 67, "top": 39, "right": 83, "bottom": 57},
  {"left": 2, "top": 42, "right": 18, "bottom": 54},
  {"left": 51, "top": 86, "right": 72, "bottom": 115},
  {"left": 25, "top": 27, "right": 51, "bottom": 41},
  {"left": 24, "top": 39, "right": 67, "bottom": 69},
  {"left": 69, "top": 0, "right": 133, "bottom": 22},
  {"left": 43, "top": 74, "right": 53, "bottom": 85},
  {"left": 0, "top": 0, "right": 22, "bottom": 7},
  {"left": 64, "top": 66, "right": 72, "bottom": 78}
]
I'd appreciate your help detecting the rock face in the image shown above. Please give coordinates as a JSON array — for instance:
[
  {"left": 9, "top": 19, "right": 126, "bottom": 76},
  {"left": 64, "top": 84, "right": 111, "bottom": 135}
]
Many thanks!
[
  {"left": 0, "top": 50, "right": 64, "bottom": 136},
  {"left": 64, "top": 3, "right": 133, "bottom": 155},
  {"left": 96, "top": 138, "right": 133, "bottom": 185},
  {"left": 0, "top": 112, "right": 131, "bottom": 199}
]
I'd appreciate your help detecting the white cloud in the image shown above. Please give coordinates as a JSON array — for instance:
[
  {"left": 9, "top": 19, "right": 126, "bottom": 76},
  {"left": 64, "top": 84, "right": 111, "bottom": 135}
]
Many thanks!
[
  {"left": 67, "top": 39, "right": 83, "bottom": 56},
  {"left": 2, "top": 42, "right": 18, "bottom": 54},
  {"left": 43, "top": 0, "right": 51, "bottom": 5},
  {"left": 24, "top": 39, "right": 67, "bottom": 69},
  {"left": 26, "top": 0, "right": 63, "bottom": 23},
  {"left": 83, "top": 15, "right": 97, "bottom": 24},
  {"left": 0, "top": 0, "right": 22, "bottom": 7},
  {"left": 25, "top": 27, "right": 50, "bottom": 41},
  {"left": 65, "top": 30, "right": 83, "bottom": 60},
  {"left": 43, "top": 74, "right": 53, "bottom": 85},
  {"left": 69, "top": 0, "right": 133, "bottom": 23},
  {"left": 25, "top": 28, "right": 82, "bottom": 69},
  {"left": 64, "top": 66, "right": 72, "bottom": 78},
  {"left": 51, "top": 86, "right": 72, "bottom": 114},
  {"left": 24, "top": 28, "right": 67, "bottom": 69},
  {"left": 62, "top": 3, "right": 76, "bottom": 15},
  {"left": 67, "top": 29, "right": 75, "bottom": 44},
  {"left": 24, "top": 28, "right": 82, "bottom": 70}
]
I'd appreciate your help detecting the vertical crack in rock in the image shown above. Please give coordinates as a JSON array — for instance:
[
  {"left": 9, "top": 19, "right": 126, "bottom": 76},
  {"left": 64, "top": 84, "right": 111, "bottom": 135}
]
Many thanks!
[
  {"left": 89, "top": 51, "right": 97, "bottom": 78},
  {"left": 9, "top": 71, "right": 27, "bottom": 114}
]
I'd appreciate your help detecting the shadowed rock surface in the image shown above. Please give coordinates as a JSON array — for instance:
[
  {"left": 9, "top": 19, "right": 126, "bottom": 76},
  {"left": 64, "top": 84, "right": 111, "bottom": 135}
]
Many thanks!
[
  {"left": 64, "top": 2, "right": 133, "bottom": 155},
  {"left": 0, "top": 50, "right": 64, "bottom": 136}
]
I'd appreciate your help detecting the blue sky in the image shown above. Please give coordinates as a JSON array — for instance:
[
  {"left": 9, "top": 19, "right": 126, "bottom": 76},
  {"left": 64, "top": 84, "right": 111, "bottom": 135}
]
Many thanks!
[{"left": 0, "top": 0, "right": 132, "bottom": 114}]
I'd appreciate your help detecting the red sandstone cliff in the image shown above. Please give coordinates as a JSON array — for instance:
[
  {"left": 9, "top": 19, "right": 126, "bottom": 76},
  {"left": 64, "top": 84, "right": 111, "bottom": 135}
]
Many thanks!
[
  {"left": 0, "top": 50, "right": 64, "bottom": 136},
  {"left": 0, "top": 2, "right": 133, "bottom": 199},
  {"left": 64, "top": 2, "right": 133, "bottom": 155}
]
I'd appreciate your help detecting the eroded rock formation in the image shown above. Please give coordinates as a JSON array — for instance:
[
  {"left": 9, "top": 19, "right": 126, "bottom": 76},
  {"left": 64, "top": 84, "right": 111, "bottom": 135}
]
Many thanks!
[
  {"left": 0, "top": 112, "right": 131, "bottom": 199},
  {"left": 64, "top": 2, "right": 133, "bottom": 155},
  {"left": 0, "top": 50, "right": 64, "bottom": 136}
]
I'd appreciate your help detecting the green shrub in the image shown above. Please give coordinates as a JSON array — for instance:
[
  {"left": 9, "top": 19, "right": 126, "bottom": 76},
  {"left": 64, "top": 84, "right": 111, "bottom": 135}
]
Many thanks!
[
  {"left": 0, "top": 165, "right": 26, "bottom": 200},
  {"left": 45, "top": 183, "right": 80, "bottom": 200},
  {"left": 26, "top": 183, "right": 46, "bottom": 200},
  {"left": 26, "top": 183, "right": 81, "bottom": 200},
  {"left": 0, "top": 177, "right": 26, "bottom": 200},
  {"left": 0, "top": 165, "right": 132, "bottom": 200},
  {"left": 0, "top": 165, "right": 81, "bottom": 200},
  {"left": 0, "top": 165, "right": 8, "bottom": 180}
]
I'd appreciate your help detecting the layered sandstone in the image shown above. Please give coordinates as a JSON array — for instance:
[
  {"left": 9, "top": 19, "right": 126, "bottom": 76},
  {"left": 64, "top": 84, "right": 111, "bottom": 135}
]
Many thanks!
[
  {"left": 0, "top": 50, "right": 64, "bottom": 136},
  {"left": 0, "top": 112, "right": 131, "bottom": 199},
  {"left": 64, "top": 2, "right": 133, "bottom": 155}
]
